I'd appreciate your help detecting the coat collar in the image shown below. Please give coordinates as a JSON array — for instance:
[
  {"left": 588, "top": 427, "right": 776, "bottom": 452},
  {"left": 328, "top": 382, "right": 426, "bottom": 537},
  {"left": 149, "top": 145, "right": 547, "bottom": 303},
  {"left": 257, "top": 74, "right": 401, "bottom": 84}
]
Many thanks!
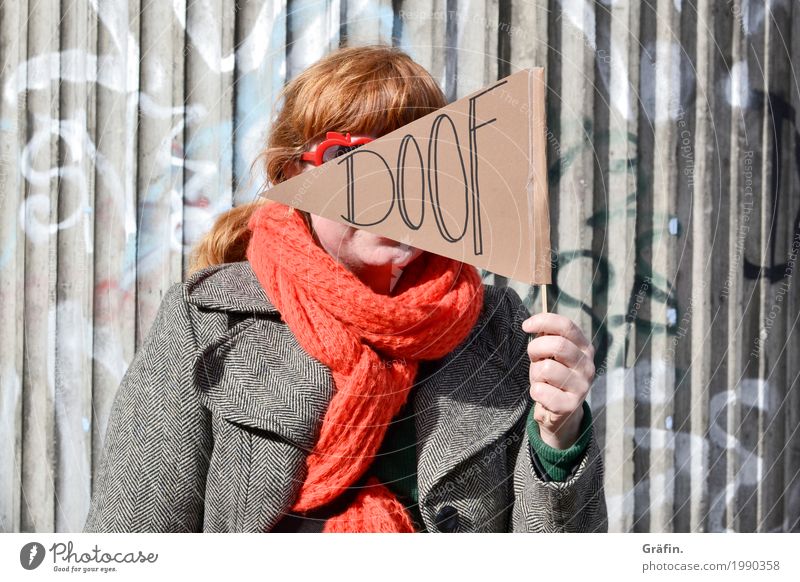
[
  {"left": 186, "top": 263, "right": 331, "bottom": 453},
  {"left": 184, "top": 261, "right": 279, "bottom": 315}
]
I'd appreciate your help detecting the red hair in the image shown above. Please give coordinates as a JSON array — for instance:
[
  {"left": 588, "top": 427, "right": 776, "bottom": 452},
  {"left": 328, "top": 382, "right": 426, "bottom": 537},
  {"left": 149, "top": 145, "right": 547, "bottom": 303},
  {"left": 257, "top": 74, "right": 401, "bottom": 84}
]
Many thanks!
[{"left": 189, "top": 45, "right": 446, "bottom": 274}]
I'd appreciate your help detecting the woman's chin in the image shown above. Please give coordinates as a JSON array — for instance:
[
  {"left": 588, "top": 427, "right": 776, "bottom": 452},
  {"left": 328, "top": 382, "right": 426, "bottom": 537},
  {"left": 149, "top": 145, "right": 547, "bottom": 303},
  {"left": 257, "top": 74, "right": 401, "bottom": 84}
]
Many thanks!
[{"left": 364, "top": 244, "right": 421, "bottom": 269}]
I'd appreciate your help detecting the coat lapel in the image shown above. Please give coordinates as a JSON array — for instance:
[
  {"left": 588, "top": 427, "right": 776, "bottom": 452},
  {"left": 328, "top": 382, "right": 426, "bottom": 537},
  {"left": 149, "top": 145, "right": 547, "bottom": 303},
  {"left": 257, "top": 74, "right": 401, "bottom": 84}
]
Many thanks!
[
  {"left": 185, "top": 261, "right": 337, "bottom": 531},
  {"left": 414, "top": 290, "right": 530, "bottom": 507},
  {"left": 185, "top": 261, "right": 336, "bottom": 451}
]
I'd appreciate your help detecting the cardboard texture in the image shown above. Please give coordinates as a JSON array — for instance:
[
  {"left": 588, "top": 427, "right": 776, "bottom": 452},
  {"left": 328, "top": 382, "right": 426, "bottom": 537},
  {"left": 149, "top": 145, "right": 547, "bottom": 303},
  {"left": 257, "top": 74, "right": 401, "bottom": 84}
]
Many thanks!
[{"left": 259, "top": 68, "right": 551, "bottom": 284}]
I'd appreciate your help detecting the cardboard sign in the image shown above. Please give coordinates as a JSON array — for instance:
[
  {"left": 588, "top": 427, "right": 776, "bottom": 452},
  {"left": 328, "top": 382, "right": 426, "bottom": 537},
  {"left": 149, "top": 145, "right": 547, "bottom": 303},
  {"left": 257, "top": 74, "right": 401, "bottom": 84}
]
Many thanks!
[{"left": 259, "top": 68, "right": 551, "bottom": 284}]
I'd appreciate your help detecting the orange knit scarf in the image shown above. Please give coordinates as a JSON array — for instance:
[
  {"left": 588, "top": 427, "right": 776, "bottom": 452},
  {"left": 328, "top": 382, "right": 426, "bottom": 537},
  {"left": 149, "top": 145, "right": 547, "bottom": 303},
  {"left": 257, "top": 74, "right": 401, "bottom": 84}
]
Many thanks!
[{"left": 246, "top": 202, "right": 484, "bottom": 532}]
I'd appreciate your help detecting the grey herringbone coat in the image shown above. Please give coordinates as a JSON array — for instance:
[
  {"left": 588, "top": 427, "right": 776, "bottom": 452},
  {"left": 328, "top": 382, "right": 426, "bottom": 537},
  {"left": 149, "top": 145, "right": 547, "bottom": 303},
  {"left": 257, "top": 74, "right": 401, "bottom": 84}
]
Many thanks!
[{"left": 83, "top": 261, "right": 607, "bottom": 533}]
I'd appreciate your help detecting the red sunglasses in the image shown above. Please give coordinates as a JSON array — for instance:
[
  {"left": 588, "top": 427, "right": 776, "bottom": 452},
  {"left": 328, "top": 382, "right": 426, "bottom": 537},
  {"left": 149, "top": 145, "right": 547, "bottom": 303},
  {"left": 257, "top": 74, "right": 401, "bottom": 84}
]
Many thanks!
[{"left": 300, "top": 132, "right": 374, "bottom": 166}]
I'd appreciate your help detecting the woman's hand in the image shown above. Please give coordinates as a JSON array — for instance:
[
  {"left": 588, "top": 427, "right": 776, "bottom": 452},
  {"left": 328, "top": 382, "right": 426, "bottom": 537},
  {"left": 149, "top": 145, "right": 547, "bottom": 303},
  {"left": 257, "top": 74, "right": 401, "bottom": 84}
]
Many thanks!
[{"left": 522, "top": 313, "right": 595, "bottom": 450}]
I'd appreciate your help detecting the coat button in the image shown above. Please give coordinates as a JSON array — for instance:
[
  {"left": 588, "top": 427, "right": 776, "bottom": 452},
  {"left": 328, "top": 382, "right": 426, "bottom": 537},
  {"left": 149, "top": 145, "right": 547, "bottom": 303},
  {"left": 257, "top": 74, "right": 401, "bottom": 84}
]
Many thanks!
[{"left": 434, "top": 505, "right": 459, "bottom": 532}]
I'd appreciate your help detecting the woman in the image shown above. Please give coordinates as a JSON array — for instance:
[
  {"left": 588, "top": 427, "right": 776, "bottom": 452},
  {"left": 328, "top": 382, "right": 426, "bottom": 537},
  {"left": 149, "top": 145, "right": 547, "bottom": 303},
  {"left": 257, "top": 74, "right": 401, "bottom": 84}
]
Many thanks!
[{"left": 84, "top": 45, "right": 607, "bottom": 533}]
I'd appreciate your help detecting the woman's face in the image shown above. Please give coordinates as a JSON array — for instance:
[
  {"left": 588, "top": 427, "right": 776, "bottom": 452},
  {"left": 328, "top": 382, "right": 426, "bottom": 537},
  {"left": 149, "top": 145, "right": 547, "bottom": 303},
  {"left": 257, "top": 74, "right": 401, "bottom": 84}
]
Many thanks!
[{"left": 291, "top": 133, "right": 425, "bottom": 293}]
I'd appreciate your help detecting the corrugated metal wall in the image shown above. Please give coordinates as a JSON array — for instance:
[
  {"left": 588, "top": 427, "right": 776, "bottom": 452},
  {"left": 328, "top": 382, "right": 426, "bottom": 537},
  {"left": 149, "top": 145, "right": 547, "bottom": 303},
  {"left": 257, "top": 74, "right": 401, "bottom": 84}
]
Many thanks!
[{"left": 0, "top": 0, "right": 797, "bottom": 533}]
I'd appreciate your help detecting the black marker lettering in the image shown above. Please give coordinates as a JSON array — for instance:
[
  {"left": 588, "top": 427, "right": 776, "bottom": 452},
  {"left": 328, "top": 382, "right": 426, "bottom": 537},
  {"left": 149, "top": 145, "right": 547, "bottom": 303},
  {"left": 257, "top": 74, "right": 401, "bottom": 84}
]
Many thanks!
[
  {"left": 467, "top": 79, "right": 506, "bottom": 255},
  {"left": 396, "top": 134, "right": 425, "bottom": 230},
  {"left": 338, "top": 149, "right": 396, "bottom": 227},
  {"left": 427, "top": 113, "right": 469, "bottom": 243}
]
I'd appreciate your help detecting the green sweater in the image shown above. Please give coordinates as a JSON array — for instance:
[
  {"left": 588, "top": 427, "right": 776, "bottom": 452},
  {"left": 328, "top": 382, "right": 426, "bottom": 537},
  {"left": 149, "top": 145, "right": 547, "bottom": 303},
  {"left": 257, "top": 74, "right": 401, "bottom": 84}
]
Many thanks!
[{"left": 369, "top": 397, "right": 593, "bottom": 531}]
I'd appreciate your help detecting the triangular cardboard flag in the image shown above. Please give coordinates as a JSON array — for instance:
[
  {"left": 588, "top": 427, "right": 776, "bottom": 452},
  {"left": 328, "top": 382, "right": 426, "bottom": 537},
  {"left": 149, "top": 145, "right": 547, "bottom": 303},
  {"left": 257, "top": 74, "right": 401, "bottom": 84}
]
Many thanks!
[{"left": 259, "top": 68, "right": 551, "bottom": 284}]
